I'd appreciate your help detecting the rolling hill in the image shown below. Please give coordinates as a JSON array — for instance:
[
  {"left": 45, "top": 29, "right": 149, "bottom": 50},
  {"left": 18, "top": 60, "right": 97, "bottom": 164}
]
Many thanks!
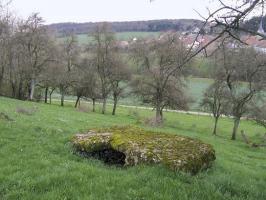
[{"left": 48, "top": 19, "right": 205, "bottom": 36}]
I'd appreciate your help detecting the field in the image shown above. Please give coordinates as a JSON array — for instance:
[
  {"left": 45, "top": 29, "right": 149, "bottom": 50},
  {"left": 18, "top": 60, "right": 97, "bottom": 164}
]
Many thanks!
[
  {"left": 0, "top": 97, "right": 266, "bottom": 200},
  {"left": 58, "top": 32, "right": 161, "bottom": 45},
  {"left": 51, "top": 77, "right": 213, "bottom": 111},
  {"left": 187, "top": 78, "right": 214, "bottom": 110}
]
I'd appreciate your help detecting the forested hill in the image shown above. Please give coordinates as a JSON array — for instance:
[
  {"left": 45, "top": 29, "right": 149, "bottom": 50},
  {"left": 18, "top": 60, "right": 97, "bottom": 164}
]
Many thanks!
[{"left": 47, "top": 19, "right": 204, "bottom": 36}]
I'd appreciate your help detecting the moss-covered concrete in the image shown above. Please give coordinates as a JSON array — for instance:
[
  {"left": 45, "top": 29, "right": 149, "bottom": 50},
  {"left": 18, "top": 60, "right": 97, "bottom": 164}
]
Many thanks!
[{"left": 72, "top": 126, "right": 216, "bottom": 174}]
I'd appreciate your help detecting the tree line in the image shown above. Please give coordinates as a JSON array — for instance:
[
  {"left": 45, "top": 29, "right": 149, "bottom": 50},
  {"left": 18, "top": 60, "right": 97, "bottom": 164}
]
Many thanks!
[
  {"left": 48, "top": 19, "right": 205, "bottom": 36},
  {"left": 0, "top": 11, "right": 191, "bottom": 118},
  {"left": 0, "top": 12, "right": 132, "bottom": 115}
]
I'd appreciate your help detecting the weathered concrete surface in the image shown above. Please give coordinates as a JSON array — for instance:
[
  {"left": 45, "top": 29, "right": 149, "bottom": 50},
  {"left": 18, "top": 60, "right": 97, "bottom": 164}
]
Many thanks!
[{"left": 72, "top": 126, "right": 216, "bottom": 174}]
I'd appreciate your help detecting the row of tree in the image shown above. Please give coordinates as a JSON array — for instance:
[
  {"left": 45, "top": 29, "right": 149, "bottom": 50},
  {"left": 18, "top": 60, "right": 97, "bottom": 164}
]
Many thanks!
[
  {"left": 0, "top": 12, "right": 132, "bottom": 115},
  {"left": 1, "top": 0, "right": 266, "bottom": 141},
  {"left": 0, "top": 8, "right": 191, "bottom": 119},
  {"left": 201, "top": 43, "right": 266, "bottom": 140},
  {"left": 49, "top": 19, "right": 205, "bottom": 36}
]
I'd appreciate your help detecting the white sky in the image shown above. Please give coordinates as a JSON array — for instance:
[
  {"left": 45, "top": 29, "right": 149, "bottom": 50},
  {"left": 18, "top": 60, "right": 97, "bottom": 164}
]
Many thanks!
[{"left": 11, "top": 0, "right": 219, "bottom": 24}]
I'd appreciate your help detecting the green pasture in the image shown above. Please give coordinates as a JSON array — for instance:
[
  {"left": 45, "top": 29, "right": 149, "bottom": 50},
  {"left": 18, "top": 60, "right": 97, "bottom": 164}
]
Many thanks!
[{"left": 0, "top": 97, "right": 265, "bottom": 200}]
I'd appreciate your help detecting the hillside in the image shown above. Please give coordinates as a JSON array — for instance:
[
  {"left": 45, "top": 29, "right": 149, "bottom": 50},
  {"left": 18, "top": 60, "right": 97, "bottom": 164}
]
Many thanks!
[
  {"left": 0, "top": 97, "right": 266, "bottom": 199},
  {"left": 48, "top": 19, "right": 205, "bottom": 36}
]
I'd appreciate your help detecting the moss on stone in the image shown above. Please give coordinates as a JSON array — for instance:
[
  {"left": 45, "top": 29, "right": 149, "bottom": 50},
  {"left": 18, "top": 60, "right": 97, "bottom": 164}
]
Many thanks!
[{"left": 72, "top": 126, "right": 216, "bottom": 174}]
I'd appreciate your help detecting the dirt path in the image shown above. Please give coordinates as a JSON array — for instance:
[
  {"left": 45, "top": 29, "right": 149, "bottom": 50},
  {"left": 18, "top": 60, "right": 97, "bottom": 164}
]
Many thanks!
[{"left": 53, "top": 99, "right": 214, "bottom": 117}]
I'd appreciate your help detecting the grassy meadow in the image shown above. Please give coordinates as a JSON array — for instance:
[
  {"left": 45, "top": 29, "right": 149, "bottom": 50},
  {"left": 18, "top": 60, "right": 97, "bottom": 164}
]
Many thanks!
[
  {"left": 0, "top": 96, "right": 266, "bottom": 200},
  {"left": 58, "top": 32, "right": 161, "bottom": 45}
]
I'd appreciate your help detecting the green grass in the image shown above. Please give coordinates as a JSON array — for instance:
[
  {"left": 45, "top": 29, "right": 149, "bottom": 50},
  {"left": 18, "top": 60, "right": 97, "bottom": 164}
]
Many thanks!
[
  {"left": 1, "top": 97, "right": 266, "bottom": 200},
  {"left": 187, "top": 77, "right": 213, "bottom": 110},
  {"left": 58, "top": 32, "right": 161, "bottom": 45},
  {"left": 51, "top": 77, "right": 213, "bottom": 110}
]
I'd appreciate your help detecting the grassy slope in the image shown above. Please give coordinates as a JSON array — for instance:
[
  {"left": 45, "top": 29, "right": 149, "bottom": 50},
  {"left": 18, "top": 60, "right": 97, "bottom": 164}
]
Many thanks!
[{"left": 0, "top": 97, "right": 266, "bottom": 200}]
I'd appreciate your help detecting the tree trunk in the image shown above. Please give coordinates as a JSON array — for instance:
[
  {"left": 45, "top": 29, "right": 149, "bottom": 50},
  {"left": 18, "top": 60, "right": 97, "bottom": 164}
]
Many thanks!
[
  {"left": 0, "top": 76, "right": 3, "bottom": 94},
  {"left": 29, "top": 79, "right": 36, "bottom": 101},
  {"left": 213, "top": 117, "right": 219, "bottom": 135},
  {"left": 232, "top": 117, "right": 240, "bottom": 140},
  {"left": 49, "top": 92, "right": 52, "bottom": 104},
  {"left": 92, "top": 98, "right": 96, "bottom": 112},
  {"left": 49, "top": 93, "right": 52, "bottom": 104},
  {"left": 44, "top": 87, "right": 48, "bottom": 103},
  {"left": 112, "top": 95, "right": 118, "bottom": 115},
  {"left": 75, "top": 96, "right": 81, "bottom": 108},
  {"left": 160, "top": 109, "right": 163, "bottom": 120},
  {"left": 18, "top": 80, "right": 23, "bottom": 100},
  {"left": 156, "top": 106, "right": 163, "bottom": 124},
  {"left": 49, "top": 88, "right": 55, "bottom": 104},
  {"left": 0, "top": 66, "right": 4, "bottom": 93},
  {"left": 102, "top": 98, "right": 107, "bottom": 114},
  {"left": 60, "top": 88, "right": 65, "bottom": 107},
  {"left": 11, "top": 83, "right": 16, "bottom": 98}
]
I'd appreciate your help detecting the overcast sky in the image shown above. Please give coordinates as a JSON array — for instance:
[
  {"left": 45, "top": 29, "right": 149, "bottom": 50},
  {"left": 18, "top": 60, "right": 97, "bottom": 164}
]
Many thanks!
[{"left": 11, "top": 0, "right": 219, "bottom": 24}]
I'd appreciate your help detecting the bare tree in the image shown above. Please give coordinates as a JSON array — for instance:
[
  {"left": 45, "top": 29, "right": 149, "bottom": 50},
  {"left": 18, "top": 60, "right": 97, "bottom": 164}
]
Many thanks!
[
  {"left": 57, "top": 33, "right": 79, "bottom": 106},
  {"left": 72, "top": 58, "right": 101, "bottom": 111},
  {"left": 0, "top": 12, "right": 8, "bottom": 92},
  {"left": 109, "top": 56, "right": 131, "bottom": 115},
  {"left": 1, "top": 18, "right": 32, "bottom": 100},
  {"left": 16, "top": 13, "right": 53, "bottom": 100},
  {"left": 241, "top": 100, "right": 266, "bottom": 146},
  {"left": 250, "top": 103, "right": 266, "bottom": 130},
  {"left": 206, "top": 0, "right": 266, "bottom": 39},
  {"left": 201, "top": 81, "right": 230, "bottom": 135},
  {"left": 38, "top": 56, "right": 58, "bottom": 104},
  {"left": 131, "top": 33, "right": 190, "bottom": 123},
  {"left": 53, "top": 62, "right": 74, "bottom": 107},
  {"left": 215, "top": 45, "right": 266, "bottom": 140},
  {"left": 0, "top": 1, "right": 15, "bottom": 94},
  {"left": 90, "top": 23, "right": 116, "bottom": 114}
]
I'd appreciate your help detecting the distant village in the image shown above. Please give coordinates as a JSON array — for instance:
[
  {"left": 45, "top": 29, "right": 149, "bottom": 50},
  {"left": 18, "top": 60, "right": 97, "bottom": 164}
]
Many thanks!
[{"left": 116, "top": 27, "right": 266, "bottom": 54}]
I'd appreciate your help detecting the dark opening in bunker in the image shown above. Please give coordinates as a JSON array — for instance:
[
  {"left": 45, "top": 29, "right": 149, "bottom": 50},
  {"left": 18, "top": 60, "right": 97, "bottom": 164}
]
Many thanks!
[{"left": 79, "top": 148, "right": 126, "bottom": 166}]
